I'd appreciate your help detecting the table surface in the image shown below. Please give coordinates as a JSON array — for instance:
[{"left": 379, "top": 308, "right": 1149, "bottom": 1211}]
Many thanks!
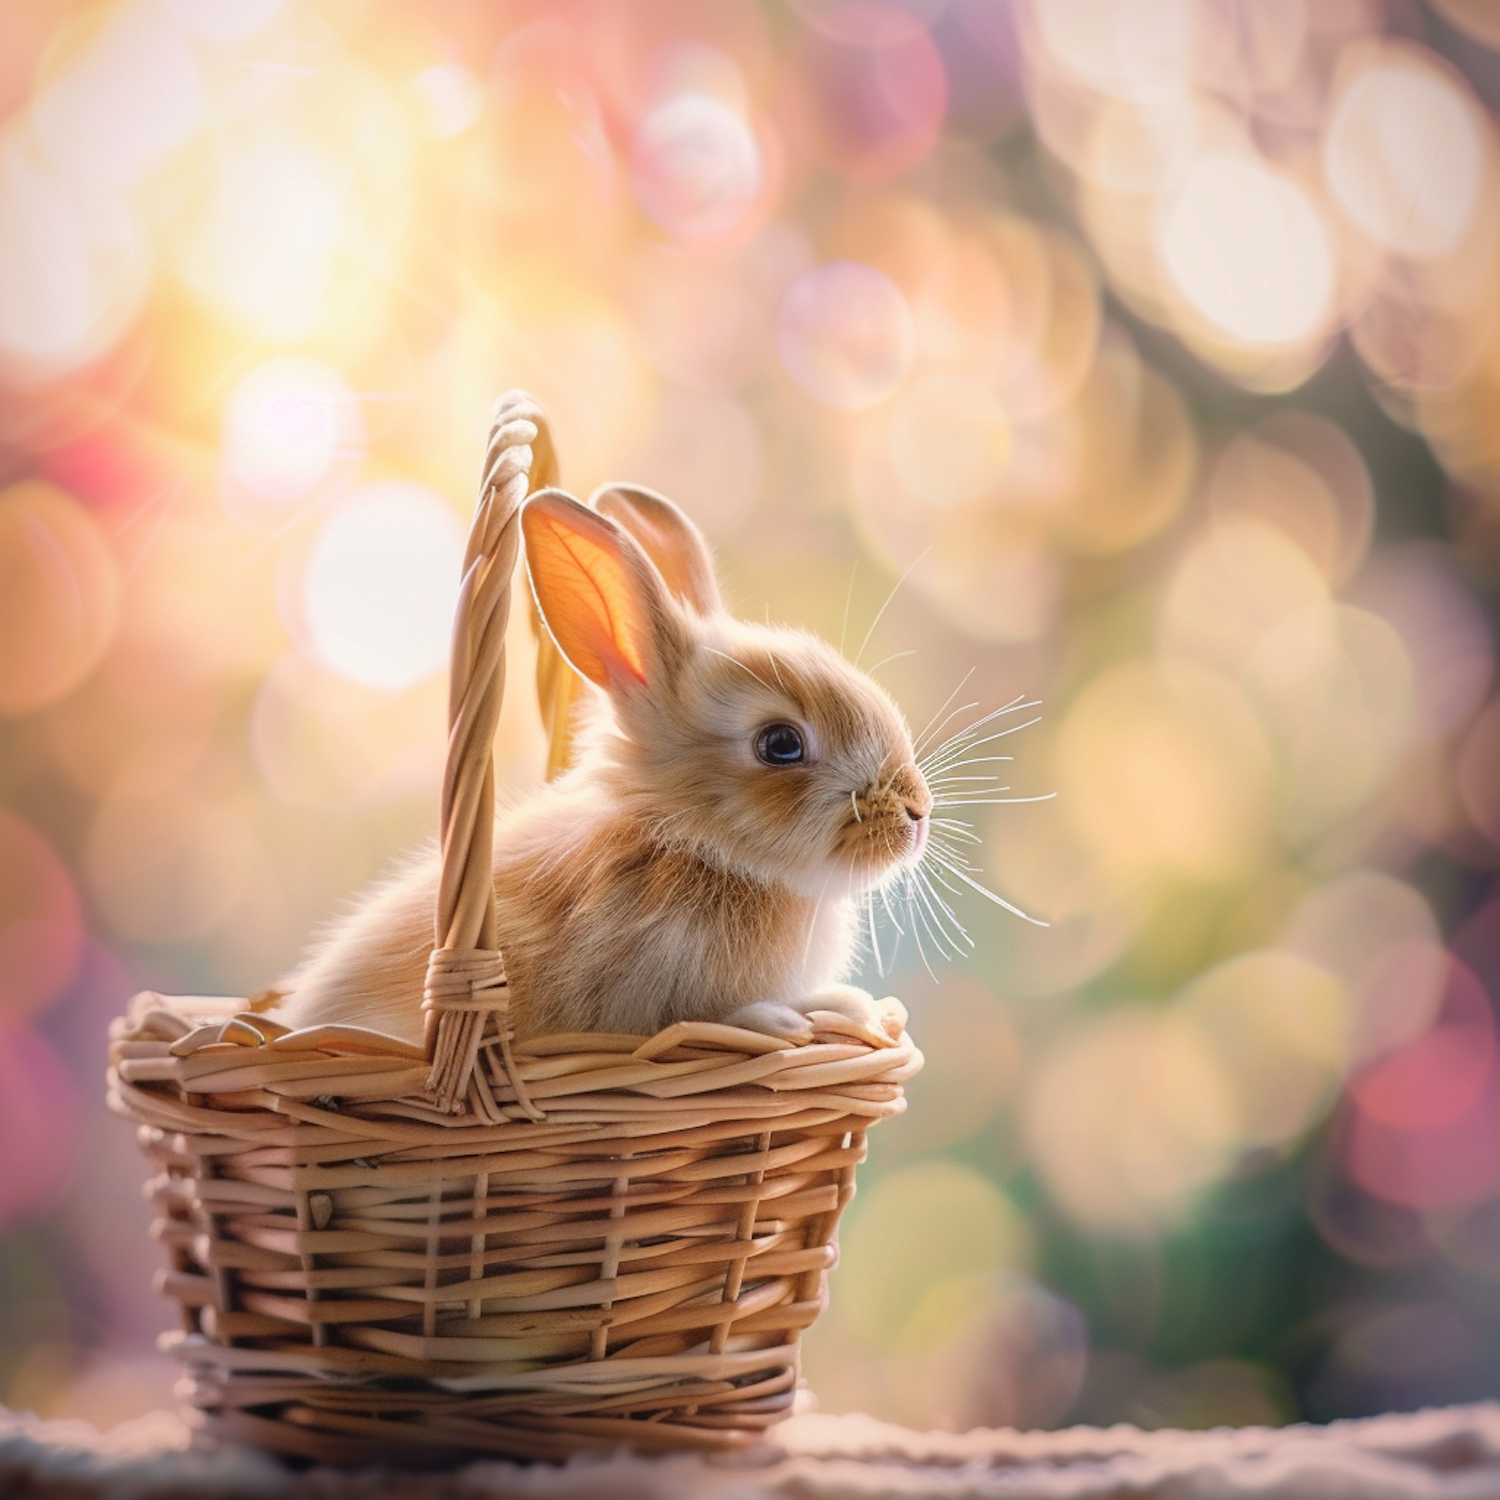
[{"left": 5, "top": 1402, "right": 1500, "bottom": 1498}]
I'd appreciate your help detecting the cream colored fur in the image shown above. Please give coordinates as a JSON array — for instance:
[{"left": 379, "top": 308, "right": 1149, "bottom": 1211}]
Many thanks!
[{"left": 276, "top": 491, "right": 931, "bottom": 1045}]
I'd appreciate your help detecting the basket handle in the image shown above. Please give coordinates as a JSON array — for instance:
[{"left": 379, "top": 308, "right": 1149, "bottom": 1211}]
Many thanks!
[{"left": 422, "top": 392, "right": 556, "bottom": 1118}]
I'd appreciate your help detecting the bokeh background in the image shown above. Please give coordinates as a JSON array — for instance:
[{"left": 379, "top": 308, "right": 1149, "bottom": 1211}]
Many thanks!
[{"left": 3, "top": 0, "right": 1500, "bottom": 1436}]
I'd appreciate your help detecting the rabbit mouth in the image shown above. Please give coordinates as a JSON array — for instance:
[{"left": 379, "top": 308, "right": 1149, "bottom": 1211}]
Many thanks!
[{"left": 836, "top": 809, "right": 928, "bottom": 887}]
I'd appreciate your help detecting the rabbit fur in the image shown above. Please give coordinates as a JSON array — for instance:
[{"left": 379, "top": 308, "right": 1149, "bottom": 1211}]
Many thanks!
[{"left": 275, "top": 485, "right": 932, "bottom": 1045}]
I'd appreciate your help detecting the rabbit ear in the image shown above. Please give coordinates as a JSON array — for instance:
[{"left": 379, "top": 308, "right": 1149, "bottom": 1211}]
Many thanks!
[
  {"left": 522, "top": 489, "right": 686, "bottom": 694},
  {"left": 589, "top": 484, "right": 722, "bottom": 617}
]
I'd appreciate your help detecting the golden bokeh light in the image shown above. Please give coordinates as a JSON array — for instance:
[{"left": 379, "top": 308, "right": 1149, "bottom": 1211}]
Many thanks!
[
  {"left": 1159, "top": 517, "right": 1329, "bottom": 677},
  {"left": 1207, "top": 415, "right": 1375, "bottom": 587},
  {"left": 1246, "top": 603, "right": 1414, "bottom": 840},
  {"left": 887, "top": 372, "right": 1012, "bottom": 510},
  {"left": 1056, "top": 660, "right": 1273, "bottom": 883},
  {"left": 84, "top": 775, "right": 260, "bottom": 944},
  {"left": 0, "top": 481, "right": 120, "bottom": 715},
  {"left": 828, "top": 1159, "right": 1031, "bottom": 1350},
  {"left": 1024, "top": 1007, "right": 1239, "bottom": 1234},
  {"left": 1282, "top": 872, "right": 1445, "bottom": 1070},
  {"left": 1176, "top": 950, "right": 1347, "bottom": 1150}
]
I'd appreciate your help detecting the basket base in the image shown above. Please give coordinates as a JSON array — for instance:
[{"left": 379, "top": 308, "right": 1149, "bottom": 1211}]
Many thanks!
[{"left": 174, "top": 1337, "right": 799, "bottom": 1465}]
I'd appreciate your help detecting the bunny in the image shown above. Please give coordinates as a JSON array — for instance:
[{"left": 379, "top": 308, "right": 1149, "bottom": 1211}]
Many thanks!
[{"left": 274, "top": 485, "right": 932, "bottom": 1046}]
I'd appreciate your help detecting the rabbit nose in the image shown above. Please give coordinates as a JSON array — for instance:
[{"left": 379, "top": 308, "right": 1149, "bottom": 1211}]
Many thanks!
[{"left": 894, "top": 763, "right": 933, "bottom": 821}]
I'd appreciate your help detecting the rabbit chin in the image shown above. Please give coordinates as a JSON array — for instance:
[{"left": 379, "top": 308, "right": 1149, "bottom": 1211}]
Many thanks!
[{"left": 792, "top": 841, "right": 923, "bottom": 904}]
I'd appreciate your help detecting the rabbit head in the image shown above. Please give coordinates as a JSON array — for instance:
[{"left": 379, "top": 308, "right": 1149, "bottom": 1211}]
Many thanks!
[{"left": 522, "top": 488, "right": 933, "bottom": 903}]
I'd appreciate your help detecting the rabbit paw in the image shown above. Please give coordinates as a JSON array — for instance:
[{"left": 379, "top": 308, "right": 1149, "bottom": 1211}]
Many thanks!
[
  {"left": 722, "top": 1000, "right": 815, "bottom": 1043},
  {"left": 805, "top": 985, "right": 908, "bottom": 1043}
]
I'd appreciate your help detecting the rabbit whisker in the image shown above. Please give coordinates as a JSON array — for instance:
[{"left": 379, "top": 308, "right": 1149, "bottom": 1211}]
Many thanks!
[
  {"left": 917, "top": 690, "right": 1034, "bottom": 757},
  {"left": 838, "top": 561, "right": 858, "bottom": 658},
  {"left": 878, "top": 881, "right": 905, "bottom": 937},
  {"left": 919, "top": 695, "right": 1040, "bottom": 757},
  {"left": 901, "top": 873, "right": 941, "bottom": 980},
  {"left": 854, "top": 548, "right": 929, "bottom": 669},
  {"left": 933, "top": 793, "right": 1058, "bottom": 807},
  {"left": 801, "top": 864, "right": 839, "bottom": 978},
  {"left": 931, "top": 818, "right": 982, "bottom": 846},
  {"left": 910, "top": 867, "right": 969, "bottom": 954},
  {"left": 924, "top": 849, "right": 1048, "bottom": 926},
  {"left": 701, "top": 646, "right": 777, "bottom": 695},
  {"left": 912, "top": 674, "right": 979, "bottom": 758},
  {"left": 865, "top": 648, "right": 917, "bottom": 677},
  {"left": 920, "top": 716, "right": 1043, "bottom": 775},
  {"left": 925, "top": 759, "right": 1016, "bottom": 781}
]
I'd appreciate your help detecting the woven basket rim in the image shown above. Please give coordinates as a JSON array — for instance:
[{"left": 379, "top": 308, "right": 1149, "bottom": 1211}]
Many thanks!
[{"left": 110, "top": 987, "right": 922, "bottom": 1128}]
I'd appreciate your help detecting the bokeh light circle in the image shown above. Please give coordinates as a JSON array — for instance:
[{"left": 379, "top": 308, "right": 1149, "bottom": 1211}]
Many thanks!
[
  {"left": 1324, "top": 49, "right": 1485, "bottom": 261},
  {"left": 888, "top": 373, "right": 1012, "bottom": 508},
  {"left": 1029, "top": 0, "right": 1195, "bottom": 100},
  {"left": 631, "top": 92, "right": 763, "bottom": 242},
  {"left": 1056, "top": 660, "right": 1273, "bottom": 882},
  {"left": 1025, "top": 1007, "right": 1239, "bottom": 1234},
  {"left": 0, "top": 1024, "right": 83, "bottom": 1228},
  {"left": 301, "top": 481, "right": 465, "bottom": 691},
  {"left": 777, "top": 260, "right": 914, "bottom": 410},
  {"left": 792, "top": 3, "right": 947, "bottom": 180},
  {"left": 409, "top": 63, "right": 482, "bottom": 139},
  {"left": 1177, "top": 950, "right": 1347, "bottom": 1150},
  {"left": 222, "top": 357, "right": 362, "bottom": 510},
  {"left": 0, "top": 133, "right": 150, "bottom": 382},
  {"left": 1343, "top": 956, "right": 1500, "bottom": 1210},
  {"left": 0, "top": 480, "right": 121, "bottom": 715},
  {"left": 1159, "top": 154, "right": 1335, "bottom": 346},
  {"left": 0, "top": 807, "right": 83, "bottom": 1021}
]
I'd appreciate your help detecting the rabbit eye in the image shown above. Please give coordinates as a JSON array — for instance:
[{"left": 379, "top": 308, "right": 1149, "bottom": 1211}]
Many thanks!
[{"left": 755, "top": 722, "right": 805, "bottom": 766}]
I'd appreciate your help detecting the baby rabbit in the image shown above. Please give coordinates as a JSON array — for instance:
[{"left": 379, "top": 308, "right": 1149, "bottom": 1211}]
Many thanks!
[{"left": 275, "top": 486, "right": 932, "bottom": 1045}]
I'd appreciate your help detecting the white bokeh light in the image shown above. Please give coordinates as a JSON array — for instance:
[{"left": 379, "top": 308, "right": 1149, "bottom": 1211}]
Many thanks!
[
  {"left": 1030, "top": 0, "right": 1195, "bottom": 100},
  {"left": 178, "top": 135, "right": 343, "bottom": 337},
  {"left": 302, "top": 482, "right": 464, "bottom": 691},
  {"left": 410, "top": 63, "right": 482, "bottom": 139},
  {"left": 1324, "top": 52, "right": 1485, "bottom": 261},
  {"left": 223, "top": 357, "right": 362, "bottom": 508},
  {"left": 0, "top": 133, "right": 150, "bottom": 379},
  {"left": 777, "top": 261, "right": 914, "bottom": 410},
  {"left": 631, "top": 93, "right": 762, "bottom": 242},
  {"left": 1159, "top": 155, "right": 1335, "bottom": 346}
]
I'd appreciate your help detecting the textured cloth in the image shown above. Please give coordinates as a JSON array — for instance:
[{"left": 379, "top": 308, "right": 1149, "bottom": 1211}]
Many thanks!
[{"left": 4, "top": 1403, "right": 1500, "bottom": 1499}]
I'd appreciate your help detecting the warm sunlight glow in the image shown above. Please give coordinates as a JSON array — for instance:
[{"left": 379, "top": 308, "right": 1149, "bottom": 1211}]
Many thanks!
[{"left": 301, "top": 482, "right": 464, "bottom": 691}]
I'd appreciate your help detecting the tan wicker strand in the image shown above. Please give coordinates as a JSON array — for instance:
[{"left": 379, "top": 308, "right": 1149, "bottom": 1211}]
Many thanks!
[
  {"left": 424, "top": 393, "right": 551, "bottom": 1117},
  {"left": 106, "top": 395, "right": 921, "bottom": 1465}
]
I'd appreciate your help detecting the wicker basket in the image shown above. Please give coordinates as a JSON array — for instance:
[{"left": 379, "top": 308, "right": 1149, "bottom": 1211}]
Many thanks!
[{"left": 106, "top": 392, "right": 922, "bottom": 1465}]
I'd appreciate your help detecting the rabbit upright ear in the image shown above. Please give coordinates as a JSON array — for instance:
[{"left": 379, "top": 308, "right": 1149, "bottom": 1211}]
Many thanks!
[
  {"left": 589, "top": 484, "right": 722, "bottom": 617},
  {"left": 522, "top": 489, "right": 686, "bottom": 694}
]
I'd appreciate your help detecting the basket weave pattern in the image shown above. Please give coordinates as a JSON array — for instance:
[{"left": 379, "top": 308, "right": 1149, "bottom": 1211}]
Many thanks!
[{"left": 106, "top": 394, "right": 920, "bottom": 1463}]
